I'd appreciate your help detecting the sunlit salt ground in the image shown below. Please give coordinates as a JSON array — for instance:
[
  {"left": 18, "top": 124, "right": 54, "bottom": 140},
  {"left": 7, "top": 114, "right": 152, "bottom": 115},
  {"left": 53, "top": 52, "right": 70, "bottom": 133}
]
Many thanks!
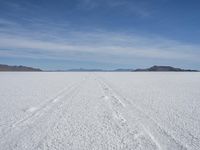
[{"left": 0, "top": 72, "right": 199, "bottom": 150}]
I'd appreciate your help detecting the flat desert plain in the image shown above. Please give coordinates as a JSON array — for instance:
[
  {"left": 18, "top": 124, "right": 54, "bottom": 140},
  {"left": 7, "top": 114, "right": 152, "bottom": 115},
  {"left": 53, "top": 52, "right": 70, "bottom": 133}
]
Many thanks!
[{"left": 0, "top": 72, "right": 199, "bottom": 150}]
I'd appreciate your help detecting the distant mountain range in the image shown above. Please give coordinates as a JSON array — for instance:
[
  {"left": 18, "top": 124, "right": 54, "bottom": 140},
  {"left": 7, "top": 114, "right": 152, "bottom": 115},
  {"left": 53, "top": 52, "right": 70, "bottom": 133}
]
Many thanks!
[
  {"left": 0, "top": 64, "right": 42, "bottom": 71},
  {"left": 134, "top": 65, "right": 198, "bottom": 72},
  {"left": 66, "top": 66, "right": 198, "bottom": 72},
  {"left": 0, "top": 64, "right": 198, "bottom": 72}
]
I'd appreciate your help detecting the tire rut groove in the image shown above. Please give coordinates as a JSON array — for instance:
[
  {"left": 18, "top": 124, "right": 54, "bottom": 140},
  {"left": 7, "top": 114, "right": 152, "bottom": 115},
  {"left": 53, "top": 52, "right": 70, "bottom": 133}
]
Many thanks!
[{"left": 96, "top": 75, "right": 187, "bottom": 150}]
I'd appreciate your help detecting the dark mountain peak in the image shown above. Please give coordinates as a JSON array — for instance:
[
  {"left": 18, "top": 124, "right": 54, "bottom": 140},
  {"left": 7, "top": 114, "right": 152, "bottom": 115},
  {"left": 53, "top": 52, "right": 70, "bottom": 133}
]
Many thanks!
[
  {"left": 149, "top": 65, "right": 182, "bottom": 71},
  {"left": 0, "top": 64, "right": 42, "bottom": 72},
  {"left": 135, "top": 65, "right": 197, "bottom": 72}
]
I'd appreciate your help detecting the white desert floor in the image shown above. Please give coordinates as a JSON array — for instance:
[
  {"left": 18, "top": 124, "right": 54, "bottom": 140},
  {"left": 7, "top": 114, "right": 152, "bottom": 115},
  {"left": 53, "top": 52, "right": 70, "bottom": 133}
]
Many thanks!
[{"left": 0, "top": 72, "right": 199, "bottom": 150}]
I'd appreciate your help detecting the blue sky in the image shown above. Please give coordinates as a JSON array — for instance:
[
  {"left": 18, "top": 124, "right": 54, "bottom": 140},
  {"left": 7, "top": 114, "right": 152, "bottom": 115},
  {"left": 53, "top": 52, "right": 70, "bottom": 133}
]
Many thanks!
[{"left": 0, "top": 0, "right": 200, "bottom": 70}]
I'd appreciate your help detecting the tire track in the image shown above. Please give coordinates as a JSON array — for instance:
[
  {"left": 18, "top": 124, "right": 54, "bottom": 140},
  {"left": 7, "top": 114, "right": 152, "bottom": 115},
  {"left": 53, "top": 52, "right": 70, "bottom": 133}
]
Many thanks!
[
  {"left": 0, "top": 79, "right": 85, "bottom": 149},
  {"left": 11, "top": 83, "right": 75, "bottom": 127},
  {"left": 37, "top": 75, "right": 158, "bottom": 150},
  {"left": 36, "top": 77, "right": 107, "bottom": 150},
  {"left": 35, "top": 80, "right": 86, "bottom": 150},
  {"left": 95, "top": 76, "right": 161, "bottom": 150},
  {"left": 96, "top": 75, "right": 187, "bottom": 150},
  {"left": 0, "top": 83, "right": 74, "bottom": 138},
  {"left": 0, "top": 84, "right": 71, "bottom": 132}
]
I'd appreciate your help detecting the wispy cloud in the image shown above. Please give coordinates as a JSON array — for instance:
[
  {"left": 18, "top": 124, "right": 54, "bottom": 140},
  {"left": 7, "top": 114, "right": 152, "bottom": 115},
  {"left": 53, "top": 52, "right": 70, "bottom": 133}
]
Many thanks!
[
  {"left": 0, "top": 0, "right": 199, "bottom": 69},
  {"left": 0, "top": 18, "right": 199, "bottom": 65}
]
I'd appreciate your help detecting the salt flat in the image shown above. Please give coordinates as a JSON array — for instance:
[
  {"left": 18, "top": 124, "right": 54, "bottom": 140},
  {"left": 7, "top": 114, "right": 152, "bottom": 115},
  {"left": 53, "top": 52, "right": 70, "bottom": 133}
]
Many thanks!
[{"left": 0, "top": 72, "right": 199, "bottom": 150}]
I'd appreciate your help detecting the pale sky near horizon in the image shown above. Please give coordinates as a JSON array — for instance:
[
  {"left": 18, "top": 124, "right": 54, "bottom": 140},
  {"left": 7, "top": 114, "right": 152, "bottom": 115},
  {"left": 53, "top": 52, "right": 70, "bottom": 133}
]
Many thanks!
[{"left": 0, "top": 0, "right": 200, "bottom": 70}]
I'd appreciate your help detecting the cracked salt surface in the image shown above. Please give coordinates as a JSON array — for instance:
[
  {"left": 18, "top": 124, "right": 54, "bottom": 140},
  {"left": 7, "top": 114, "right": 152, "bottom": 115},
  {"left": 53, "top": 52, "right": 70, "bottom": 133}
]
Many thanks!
[{"left": 0, "top": 72, "right": 199, "bottom": 150}]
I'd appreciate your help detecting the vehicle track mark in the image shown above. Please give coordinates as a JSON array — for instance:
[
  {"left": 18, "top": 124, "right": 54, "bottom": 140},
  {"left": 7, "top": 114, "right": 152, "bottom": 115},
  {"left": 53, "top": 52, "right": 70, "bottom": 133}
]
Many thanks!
[
  {"left": 0, "top": 79, "right": 84, "bottom": 142},
  {"left": 96, "top": 76, "right": 161, "bottom": 150},
  {"left": 96, "top": 76, "right": 187, "bottom": 150}
]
